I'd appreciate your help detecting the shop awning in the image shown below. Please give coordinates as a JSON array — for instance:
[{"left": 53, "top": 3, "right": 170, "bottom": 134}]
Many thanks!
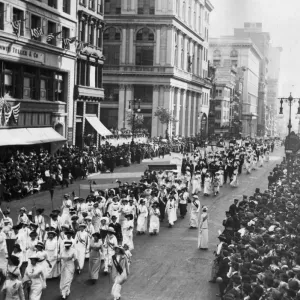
[
  {"left": 0, "top": 127, "right": 66, "bottom": 146},
  {"left": 85, "top": 115, "right": 112, "bottom": 137}
]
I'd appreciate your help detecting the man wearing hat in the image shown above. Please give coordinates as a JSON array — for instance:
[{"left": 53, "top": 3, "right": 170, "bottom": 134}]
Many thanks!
[
  {"left": 109, "top": 215, "right": 123, "bottom": 245},
  {"left": 103, "top": 226, "right": 118, "bottom": 274}
]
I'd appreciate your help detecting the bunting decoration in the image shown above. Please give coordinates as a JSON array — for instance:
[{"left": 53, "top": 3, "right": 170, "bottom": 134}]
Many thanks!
[
  {"left": 0, "top": 98, "right": 21, "bottom": 126},
  {"left": 76, "top": 41, "right": 89, "bottom": 54},
  {"left": 46, "top": 31, "right": 61, "bottom": 43},
  {"left": 62, "top": 37, "right": 76, "bottom": 49},
  {"left": 11, "top": 20, "right": 21, "bottom": 37},
  {"left": 30, "top": 27, "right": 43, "bottom": 39}
]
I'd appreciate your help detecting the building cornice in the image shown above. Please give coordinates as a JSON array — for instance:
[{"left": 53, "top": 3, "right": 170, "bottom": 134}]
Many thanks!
[{"left": 205, "top": 0, "right": 214, "bottom": 11}]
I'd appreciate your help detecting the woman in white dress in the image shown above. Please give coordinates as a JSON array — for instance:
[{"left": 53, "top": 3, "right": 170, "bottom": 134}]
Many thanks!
[
  {"left": 218, "top": 169, "right": 224, "bottom": 187},
  {"left": 191, "top": 171, "right": 202, "bottom": 194},
  {"left": 0, "top": 225, "right": 7, "bottom": 279},
  {"left": 149, "top": 202, "right": 160, "bottom": 235},
  {"left": 189, "top": 195, "right": 200, "bottom": 229},
  {"left": 23, "top": 255, "right": 45, "bottom": 300},
  {"left": 230, "top": 170, "right": 239, "bottom": 188},
  {"left": 111, "top": 246, "right": 130, "bottom": 300},
  {"left": 59, "top": 241, "right": 80, "bottom": 300},
  {"left": 203, "top": 174, "right": 212, "bottom": 196},
  {"left": 198, "top": 206, "right": 209, "bottom": 250},
  {"left": 89, "top": 232, "right": 103, "bottom": 283},
  {"left": 74, "top": 223, "right": 89, "bottom": 270},
  {"left": 34, "top": 209, "right": 45, "bottom": 241},
  {"left": 265, "top": 150, "right": 270, "bottom": 162},
  {"left": 2, "top": 268, "right": 24, "bottom": 300},
  {"left": 35, "top": 242, "right": 51, "bottom": 287},
  {"left": 136, "top": 200, "right": 148, "bottom": 235},
  {"left": 165, "top": 196, "right": 177, "bottom": 228},
  {"left": 122, "top": 214, "right": 134, "bottom": 250},
  {"left": 44, "top": 231, "right": 60, "bottom": 278}
]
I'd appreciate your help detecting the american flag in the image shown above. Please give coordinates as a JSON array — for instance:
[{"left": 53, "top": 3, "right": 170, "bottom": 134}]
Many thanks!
[
  {"left": 76, "top": 41, "right": 89, "bottom": 53},
  {"left": 46, "top": 31, "right": 61, "bottom": 42},
  {"left": 62, "top": 37, "right": 76, "bottom": 49},
  {"left": 11, "top": 20, "right": 21, "bottom": 37},
  {"left": 11, "top": 103, "right": 21, "bottom": 123},
  {"left": 30, "top": 27, "right": 43, "bottom": 39}
]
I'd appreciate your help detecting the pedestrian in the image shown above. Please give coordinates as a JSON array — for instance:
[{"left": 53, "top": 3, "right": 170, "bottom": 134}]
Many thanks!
[
  {"left": 74, "top": 223, "right": 89, "bottom": 271},
  {"left": 23, "top": 255, "right": 45, "bottom": 300},
  {"left": 89, "top": 232, "right": 103, "bottom": 284},
  {"left": 1, "top": 268, "right": 24, "bottom": 300},
  {"left": 44, "top": 231, "right": 60, "bottom": 279},
  {"left": 178, "top": 192, "right": 187, "bottom": 219},
  {"left": 59, "top": 240, "right": 80, "bottom": 300},
  {"left": 109, "top": 215, "right": 123, "bottom": 245},
  {"left": 189, "top": 195, "right": 200, "bottom": 229},
  {"left": 191, "top": 171, "right": 202, "bottom": 194},
  {"left": 165, "top": 196, "right": 176, "bottom": 228},
  {"left": 149, "top": 203, "right": 160, "bottom": 235},
  {"left": 122, "top": 214, "right": 134, "bottom": 250},
  {"left": 111, "top": 246, "right": 130, "bottom": 300},
  {"left": 198, "top": 206, "right": 208, "bottom": 250},
  {"left": 103, "top": 227, "right": 118, "bottom": 275},
  {"left": 136, "top": 200, "right": 148, "bottom": 235},
  {"left": 203, "top": 174, "right": 212, "bottom": 196}
]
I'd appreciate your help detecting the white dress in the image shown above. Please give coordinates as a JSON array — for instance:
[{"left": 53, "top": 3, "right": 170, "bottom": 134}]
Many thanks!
[
  {"left": 44, "top": 238, "right": 60, "bottom": 278},
  {"left": 192, "top": 174, "right": 202, "bottom": 193},
  {"left": 137, "top": 205, "right": 148, "bottom": 233},
  {"left": 165, "top": 199, "right": 177, "bottom": 226},
  {"left": 60, "top": 248, "right": 77, "bottom": 298},
  {"left": 23, "top": 264, "right": 45, "bottom": 300},
  {"left": 149, "top": 208, "right": 160, "bottom": 233},
  {"left": 198, "top": 212, "right": 208, "bottom": 249},
  {"left": 0, "top": 232, "right": 7, "bottom": 276},
  {"left": 204, "top": 177, "right": 211, "bottom": 195},
  {"left": 122, "top": 219, "right": 134, "bottom": 250},
  {"left": 189, "top": 200, "right": 200, "bottom": 228},
  {"left": 230, "top": 173, "right": 239, "bottom": 187},
  {"left": 75, "top": 231, "right": 89, "bottom": 270}
]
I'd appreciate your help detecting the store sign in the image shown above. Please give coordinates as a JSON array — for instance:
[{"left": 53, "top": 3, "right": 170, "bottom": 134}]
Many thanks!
[{"left": 0, "top": 42, "right": 45, "bottom": 63}]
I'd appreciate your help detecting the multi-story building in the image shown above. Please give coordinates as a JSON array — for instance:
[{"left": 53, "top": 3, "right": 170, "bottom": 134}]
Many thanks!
[
  {"left": 208, "top": 65, "right": 237, "bottom": 137},
  {"left": 234, "top": 23, "right": 270, "bottom": 137},
  {"left": 0, "top": 0, "right": 77, "bottom": 152},
  {"left": 102, "top": 0, "right": 213, "bottom": 138},
  {"left": 209, "top": 36, "right": 262, "bottom": 137},
  {"left": 266, "top": 46, "right": 282, "bottom": 136},
  {"left": 73, "top": 0, "right": 106, "bottom": 148}
]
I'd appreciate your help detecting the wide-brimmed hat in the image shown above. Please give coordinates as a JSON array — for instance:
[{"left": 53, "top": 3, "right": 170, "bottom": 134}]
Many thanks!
[
  {"left": 35, "top": 242, "right": 44, "bottom": 249},
  {"left": 47, "top": 231, "right": 56, "bottom": 236},
  {"left": 114, "top": 245, "right": 125, "bottom": 254},
  {"left": 84, "top": 216, "right": 92, "bottom": 221},
  {"left": 64, "top": 240, "right": 73, "bottom": 247},
  {"left": 20, "top": 207, "right": 27, "bottom": 212},
  {"left": 106, "top": 227, "right": 115, "bottom": 233},
  {"left": 36, "top": 208, "right": 44, "bottom": 213},
  {"left": 71, "top": 215, "right": 79, "bottom": 221},
  {"left": 78, "top": 223, "right": 87, "bottom": 228},
  {"left": 29, "top": 254, "right": 39, "bottom": 260},
  {"left": 92, "top": 232, "right": 101, "bottom": 238},
  {"left": 125, "top": 214, "right": 133, "bottom": 220},
  {"left": 29, "top": 231, "right": 38, "bottom": 237}
]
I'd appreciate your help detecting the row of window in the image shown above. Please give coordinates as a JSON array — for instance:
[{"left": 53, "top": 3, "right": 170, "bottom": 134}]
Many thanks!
[
  {"left": 213, "top": 49, "right": 239, "bottom": 58},
  {"left": 104, "top": 0, "right": 155, "bottom": 15},
  {"left": 78, "top": 19, "right": 103, "bottom": 48},
  {"left": 80, "top": 0, "right": 104, "bottom": 14},
  {"left": 77, "top": 60, "right": 103, "bottom": 88},
  {"left": 0, "top": 61, "right": 65, "bottom": 102},
  {"left": 0, "top": 6, "right": 73, "bottom": 49},
  {"left": 213, "top": 60, "right": 238, "bottom": 68},
  {"left": 32, "top": 0, "right": 71, "bottom": 14}
]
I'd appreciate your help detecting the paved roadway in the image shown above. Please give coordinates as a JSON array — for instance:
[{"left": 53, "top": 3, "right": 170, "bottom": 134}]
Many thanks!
[{"left": 0, "top": 148, "right": 284, "bottom": 300}]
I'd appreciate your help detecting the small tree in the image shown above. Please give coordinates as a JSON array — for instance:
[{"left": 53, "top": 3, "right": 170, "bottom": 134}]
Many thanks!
[
  {"left": 126, "top": 111, "right": 144, "bottom": 135},
  {"left": 154, "top": 107, "right": 177, "bottom": 140}
]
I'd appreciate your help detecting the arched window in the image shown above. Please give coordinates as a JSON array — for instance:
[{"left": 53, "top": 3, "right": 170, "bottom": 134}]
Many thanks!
[
  {"left": 213, "top": 49, "right": 221, "bottom": 57},
  {"left": 135, "top": 27, "right": 155, "bottom": 66},
  {"left": 103, "top": 27, "right": 121, "bottom": 65},
  {"left": 230, "top": 49, "right": 238, "bottom": 57}
]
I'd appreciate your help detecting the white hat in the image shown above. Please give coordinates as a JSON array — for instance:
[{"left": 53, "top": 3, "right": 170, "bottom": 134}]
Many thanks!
[
  {"left": 107, "top": 227, "right": 115, "bottom": 233},
  {"left": 192, "top": 195, "right": 199, "bottom": 199}
]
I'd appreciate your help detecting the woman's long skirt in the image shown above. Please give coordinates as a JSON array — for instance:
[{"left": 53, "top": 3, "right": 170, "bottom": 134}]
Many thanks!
[
  {"left": 198, "top": 228, "right": 208, "bottom": 249},
  {"left": 76, "top": 242, "right": 86, "bottom": 270},
  {"left": 60, "top": 262, "right": 75, "bottom": 298},
  {"left": 89, "top": 256, "right": 101, "bottom": 280},
  {"left": 149, "top": 215, "right": 160, "bottom": 233}
]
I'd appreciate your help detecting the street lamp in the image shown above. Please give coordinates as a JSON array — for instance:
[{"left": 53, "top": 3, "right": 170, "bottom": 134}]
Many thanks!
[
  {"left": 279, "top": 93, "right": 300, "bottom": 181},
  {"left": 128, "top": 99, "right": 141, "bottom": 142}
]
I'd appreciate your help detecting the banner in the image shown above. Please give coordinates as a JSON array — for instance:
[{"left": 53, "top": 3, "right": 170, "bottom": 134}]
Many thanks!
[{"left": 170, "top": 152, "right": 183, "bottom": 166}]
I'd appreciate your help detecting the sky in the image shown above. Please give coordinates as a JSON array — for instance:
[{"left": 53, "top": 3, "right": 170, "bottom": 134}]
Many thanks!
[{"left": 209, "top": 0, "right": 300, "bottom": 98}]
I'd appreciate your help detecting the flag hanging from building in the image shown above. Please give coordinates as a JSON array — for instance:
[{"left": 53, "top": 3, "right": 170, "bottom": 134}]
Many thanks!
[
  {"left": 46, "top": 31, "right": 61, "bottom": 42},
  {"left": 11, "top": 20, "right": 21, "bottom": 37},
  {"left": 4, "top": 108, "right": 12, "bottom": 126},
  {"left": 30, "top": 27, "right": 43, "bottom": 39},
  {"left": 62, "top": 37, "right": 76, "bottom": 49},
  {"left": 76, "top": 41, "right": 89, "bottom": 54},
  {"left": 11, "top": 103, "right": 21, "bottom": 123}
]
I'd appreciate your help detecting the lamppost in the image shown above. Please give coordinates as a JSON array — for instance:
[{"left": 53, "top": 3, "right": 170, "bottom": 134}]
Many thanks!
[
  {"left": 128, "top": 99, "right": 141, "bottom": 142},
  {"left": 279, "top": 93, "right": 300, "bottom": 181}
]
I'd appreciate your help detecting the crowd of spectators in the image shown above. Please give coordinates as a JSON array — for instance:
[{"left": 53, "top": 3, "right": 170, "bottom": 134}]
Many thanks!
[{"left": 211, "top": 153, "right": 300, "bottom": 300}]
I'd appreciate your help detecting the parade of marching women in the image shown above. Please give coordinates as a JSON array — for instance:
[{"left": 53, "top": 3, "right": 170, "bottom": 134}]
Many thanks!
[{"left": 0, "top": 135, "right": 282, "bottom": 300}]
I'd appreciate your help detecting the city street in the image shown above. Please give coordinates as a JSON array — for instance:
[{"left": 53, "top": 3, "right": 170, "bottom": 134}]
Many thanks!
[{"left": 0, "top": 147, "right": 283, "bottom": 300}]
